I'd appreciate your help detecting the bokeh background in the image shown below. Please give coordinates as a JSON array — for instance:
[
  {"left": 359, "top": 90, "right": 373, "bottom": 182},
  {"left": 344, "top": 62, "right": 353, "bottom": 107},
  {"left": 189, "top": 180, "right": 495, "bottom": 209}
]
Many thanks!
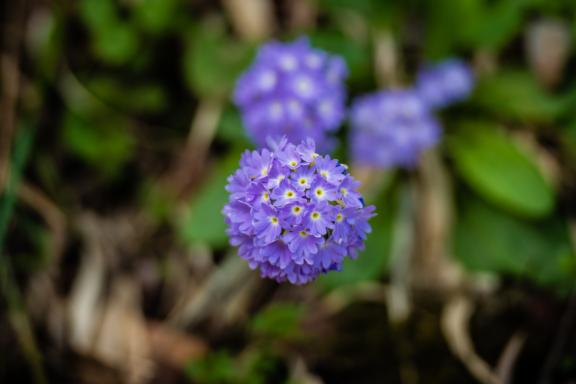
[{"left": 2, "top": 0, "right": 576, "bottom": 383}]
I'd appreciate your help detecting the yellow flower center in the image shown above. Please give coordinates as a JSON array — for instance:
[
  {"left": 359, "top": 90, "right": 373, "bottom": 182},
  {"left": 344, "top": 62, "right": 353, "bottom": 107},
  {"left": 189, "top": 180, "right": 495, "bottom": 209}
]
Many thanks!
[
  {"left": 299, "top": 178, "right": 307, "bottom": 185},
  {"left": 270, "top": 216, "right": 279, "bottom": 224},
  {"left": 292, "top": 206, "right": 302, "bottom": 214},
  {"left": 341, "top": 188, "right": 348, "bottom": 196},
  {"left": 285, "top": 190, "right": 295, "bottom": 198},
  {"left": 311, "top": 212, "right": 320, "bottom": 220},
  {"left": 336, "top": 213, "right": 343, "bottom": 222},
  {"left": 289, "top": 160, "right": 298, "bottom": 167},
  {"left": 299, "top": 231, "right": 308, "bottom": 237},
  {"left": 260, "top": 167, "right": 268, "bottom": 176},
  {"left": 320, "top": 171, "right": 328, "bottom": 178},
  {"left": 315, "top": 188, "right": 324, "bottom": 197},
  {"left": 262, "top": 192, "right": 269, "bottom": 201}
]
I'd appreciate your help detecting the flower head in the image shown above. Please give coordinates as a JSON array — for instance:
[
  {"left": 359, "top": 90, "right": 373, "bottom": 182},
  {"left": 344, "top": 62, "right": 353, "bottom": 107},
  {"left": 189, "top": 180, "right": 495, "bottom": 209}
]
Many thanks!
[
  {"left": 415, "top": 59, "right": 474, "bottom": 109},
  {"left": 349, "top": 89, "right": 441, "bottom": 168},
  {"left": 223, "top": 138, "right": 375, "bottom": 284},
  {"left": 233, "top": 38, "right": 347, "bottom": 151}
]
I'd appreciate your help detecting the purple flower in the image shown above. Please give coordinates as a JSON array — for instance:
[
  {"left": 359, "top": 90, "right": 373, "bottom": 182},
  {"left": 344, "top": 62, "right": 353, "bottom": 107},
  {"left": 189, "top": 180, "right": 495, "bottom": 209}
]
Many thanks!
[
  {"left": 416, "top": 59, "right": 474, "bottom": 109},
  {"left": 280, "top": 202, "right": 308, "bottom": 226},
  {"left": 314, "top": 155, "right": 346, "bottom": 185},
  {"left": 338, "top": 177, "right": 362, "bottom": 208},
  {"left": 304, "top": 201, "right": 335, "bottom": 236},
  {"left": 270, "top": 179, "right": 301, "bottom": 207},
  {"left": 290, "top": 166, "right": 315, "bottom": 191},
  {"left": 331, "top": 207, "right": 351, "bottom": 242},
  {"left": 222, "top": 138, "right": 375, "bottom": 285},
  {"left": 252, "top": 204, "right": 282, "bottom": 245},
  {"left": 283, "top": 230, "right": 322, "bottom": 264},
  {"left": 296, "top": 138, "right": 319, "bottom": 163},
  {"left": 308, "top": 177, "right": 338, "bottom": 203},
  {"left": 240, "top": 148, "right": 274, "bottom": 179},
  {"left": 317, "top": 241, "right": 347, "bottom": 270},
  {"left": 233, "top": 37, "right": 348, "bottom": 151},
  {"left": 349, "top": 89, "right": 441, "bottom": 168}
]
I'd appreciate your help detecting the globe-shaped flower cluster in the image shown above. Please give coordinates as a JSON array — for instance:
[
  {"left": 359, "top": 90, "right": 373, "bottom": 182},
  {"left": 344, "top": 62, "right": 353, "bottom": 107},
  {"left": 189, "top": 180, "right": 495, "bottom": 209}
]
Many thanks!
[
  {"left": 233, "top": 38, "right": 347, "bottom": 151},
  {"left": 222, "top": 138, "right": 375, "bottom": 285},
  {"left": 350, "top": 90, "right": 441, "bottom": 168},
  {"left": 415, "top": 58, "right": 474, "bottom": 109}
]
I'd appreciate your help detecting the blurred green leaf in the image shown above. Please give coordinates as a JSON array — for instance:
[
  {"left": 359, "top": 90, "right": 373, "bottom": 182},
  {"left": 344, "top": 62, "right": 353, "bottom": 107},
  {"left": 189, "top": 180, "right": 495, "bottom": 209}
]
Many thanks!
[
  {"left": 63, "top": 112, "right": 135, "bottom": 175},
  {"left": 92, "top": 24, "right": 140, "bottom": 65},
  {"left": 179, "top": 149, "right": 242, "bottom": 247},
  {"left": 133, "top": 0, "right": 179, "bottom": 34},
  {"left": 84, "top": 77, "right": 167, "bottom": 113},
  {"left": 183, "top": 21, "right": 254, "bottom": 97},
  {"left": 423, "top": 0, "right": 483, "bottom": 58},
  {"left": 454, "top": 195, "right": 575, "bottom": 291},
  {"left": 471, "top": 71, "right": 567, "bottom": 123},
  {"left": 79, "top": 0, "right": 117, "bottom": 32},
  {"left": 448, "top": 121, "right": 554, "bottom": 218},
  {"left": 217, "top": 106, "right": 251, "bottom": 144},
  {"left": 468, "top": 0, "right": 523, "bottom": 49},
  {"left": 185, "top": 351, "right": 236, "bottom": 384},
  {"left": 319, "top": 0, "right": 397, "bottom": 26},
  {"left": 250, "top": 303, "right": 304, "bottom": 340}
]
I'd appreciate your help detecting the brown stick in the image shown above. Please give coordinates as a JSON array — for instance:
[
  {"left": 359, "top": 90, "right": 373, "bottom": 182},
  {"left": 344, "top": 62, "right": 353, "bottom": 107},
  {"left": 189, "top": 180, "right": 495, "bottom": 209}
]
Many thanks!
[
  {"left": 18, "top": 182, "right": 67, "bottom": 266},
  {"left": 0, "top": 0, "right": 26, "bottom": 192}
]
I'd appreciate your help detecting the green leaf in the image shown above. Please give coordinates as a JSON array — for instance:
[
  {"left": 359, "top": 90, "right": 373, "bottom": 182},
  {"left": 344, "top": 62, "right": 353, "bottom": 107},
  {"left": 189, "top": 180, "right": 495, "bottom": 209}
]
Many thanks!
[
  {"left": 83, "top": 77, "right": 167, "bottom": 113},
  {"left": 454, "top": 195, "right": 575, "bottom": 292},
  {"left": 62, "top": 112, "right": 135, "bottom": 175},
  {"left": 423, "top": 0, "right": 483, "bottom": 58},
  {"left": 217, "top": 106, "right": 251, "bottom": 144},
  {"left": 133, "top": 0, "right": 179, "bottom": 34},
  {"left": 79, "top": 0, "right": 117, "bottom": 32},
  {"left": 448, "top": 121, "right": 554, "bottom": 218},
  {"left": 92, "top": 24, "right": 140, "bottom": 65},
  {"left": 179, "top": 149, "right": 242, "bottom": 247},
  {"left": 185, "top": 351, "right": 236, "bottom": 383},
  {"left": 467, "top": 0, "right": 523, "bottom": 50},
  {"left": 183, "top": 22, "right": 254, "bottom": 97},
  {"left": 250, "top": 303, "right": 304, "bottom": 340},
  {"left": 471, "top": 71, "right": 567, "bottom": 123}
]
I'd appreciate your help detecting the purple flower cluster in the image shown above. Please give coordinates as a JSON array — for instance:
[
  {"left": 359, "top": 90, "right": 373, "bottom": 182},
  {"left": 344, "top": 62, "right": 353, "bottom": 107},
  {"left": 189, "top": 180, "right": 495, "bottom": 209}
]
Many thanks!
[
  {"left": 233, "top": 38, "right": 347, "bottom": 151},
  {"left": 349, "top": 59, "right": 474, "bottom": 168},
  {"left": 350, "top": 90, "right": 441, "bottom": 168},
  {"left": 416, "top": 59, "right": 474, "bottom": 109},
  {"left": 222, "top": 138, "right": 375, "bottom": 285}
]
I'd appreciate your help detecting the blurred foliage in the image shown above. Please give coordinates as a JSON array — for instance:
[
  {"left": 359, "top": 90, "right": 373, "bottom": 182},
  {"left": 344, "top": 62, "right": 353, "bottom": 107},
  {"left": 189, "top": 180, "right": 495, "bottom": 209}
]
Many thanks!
[
  {"left": 18, "top": 0, "right": 576, "bottom": 300},
  {"left": 179, "top": 147, "right": 244, "bottom": 248},
  {"left": 454, "top": 194, "right": 575, "bottom": 292},
  {"left": 448, "top": 121, "right": 554, "bottom": 218},
  {"left": 250, "top": 303, "right": 304, "bottom": 341},
  {"left": 183, "top": 20, "right": 255, "bottom": 97},
  {"left": 14, "top": 0, "right": 576, "bottom": 307},
  {"left": 185, "top": 349, "right": 283, "bottom": 384},
  {"left": 7, "top": 0, "right": 576, "bottom": 381},
  {"left": 471, "top": 71, "right": 571, "bottom": 123}
]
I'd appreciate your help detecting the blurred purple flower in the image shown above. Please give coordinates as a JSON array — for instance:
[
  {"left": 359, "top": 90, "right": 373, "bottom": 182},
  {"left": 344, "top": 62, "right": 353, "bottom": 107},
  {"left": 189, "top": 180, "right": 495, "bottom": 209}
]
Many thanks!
[
  {"left": 416, "top": 59, "right": 474, "bottom": 109},
  {"left": 223, "top": 138, "right": 375, "bottom": 285},
  {"left": 233, "top": 38, "right": 347, "bottom": 151},
  {"left": 349, "top": 90, "right": 441, "bottom": 168}
]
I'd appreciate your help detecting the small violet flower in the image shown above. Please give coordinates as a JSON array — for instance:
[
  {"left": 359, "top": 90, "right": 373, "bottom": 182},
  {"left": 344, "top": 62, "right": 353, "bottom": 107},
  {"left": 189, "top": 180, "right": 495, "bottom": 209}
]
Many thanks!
[
  {"left": 415, "top": 58, "right": 475, "bottom": 109},
  {"left": 233, "top": 37, "right": 347, "bottom": 151},
  {"left": 223, "top": 138, "right": 375, "bottom": 285},
  {"left": 349, "top": 90, "right": 441, "bottom": 168}
]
